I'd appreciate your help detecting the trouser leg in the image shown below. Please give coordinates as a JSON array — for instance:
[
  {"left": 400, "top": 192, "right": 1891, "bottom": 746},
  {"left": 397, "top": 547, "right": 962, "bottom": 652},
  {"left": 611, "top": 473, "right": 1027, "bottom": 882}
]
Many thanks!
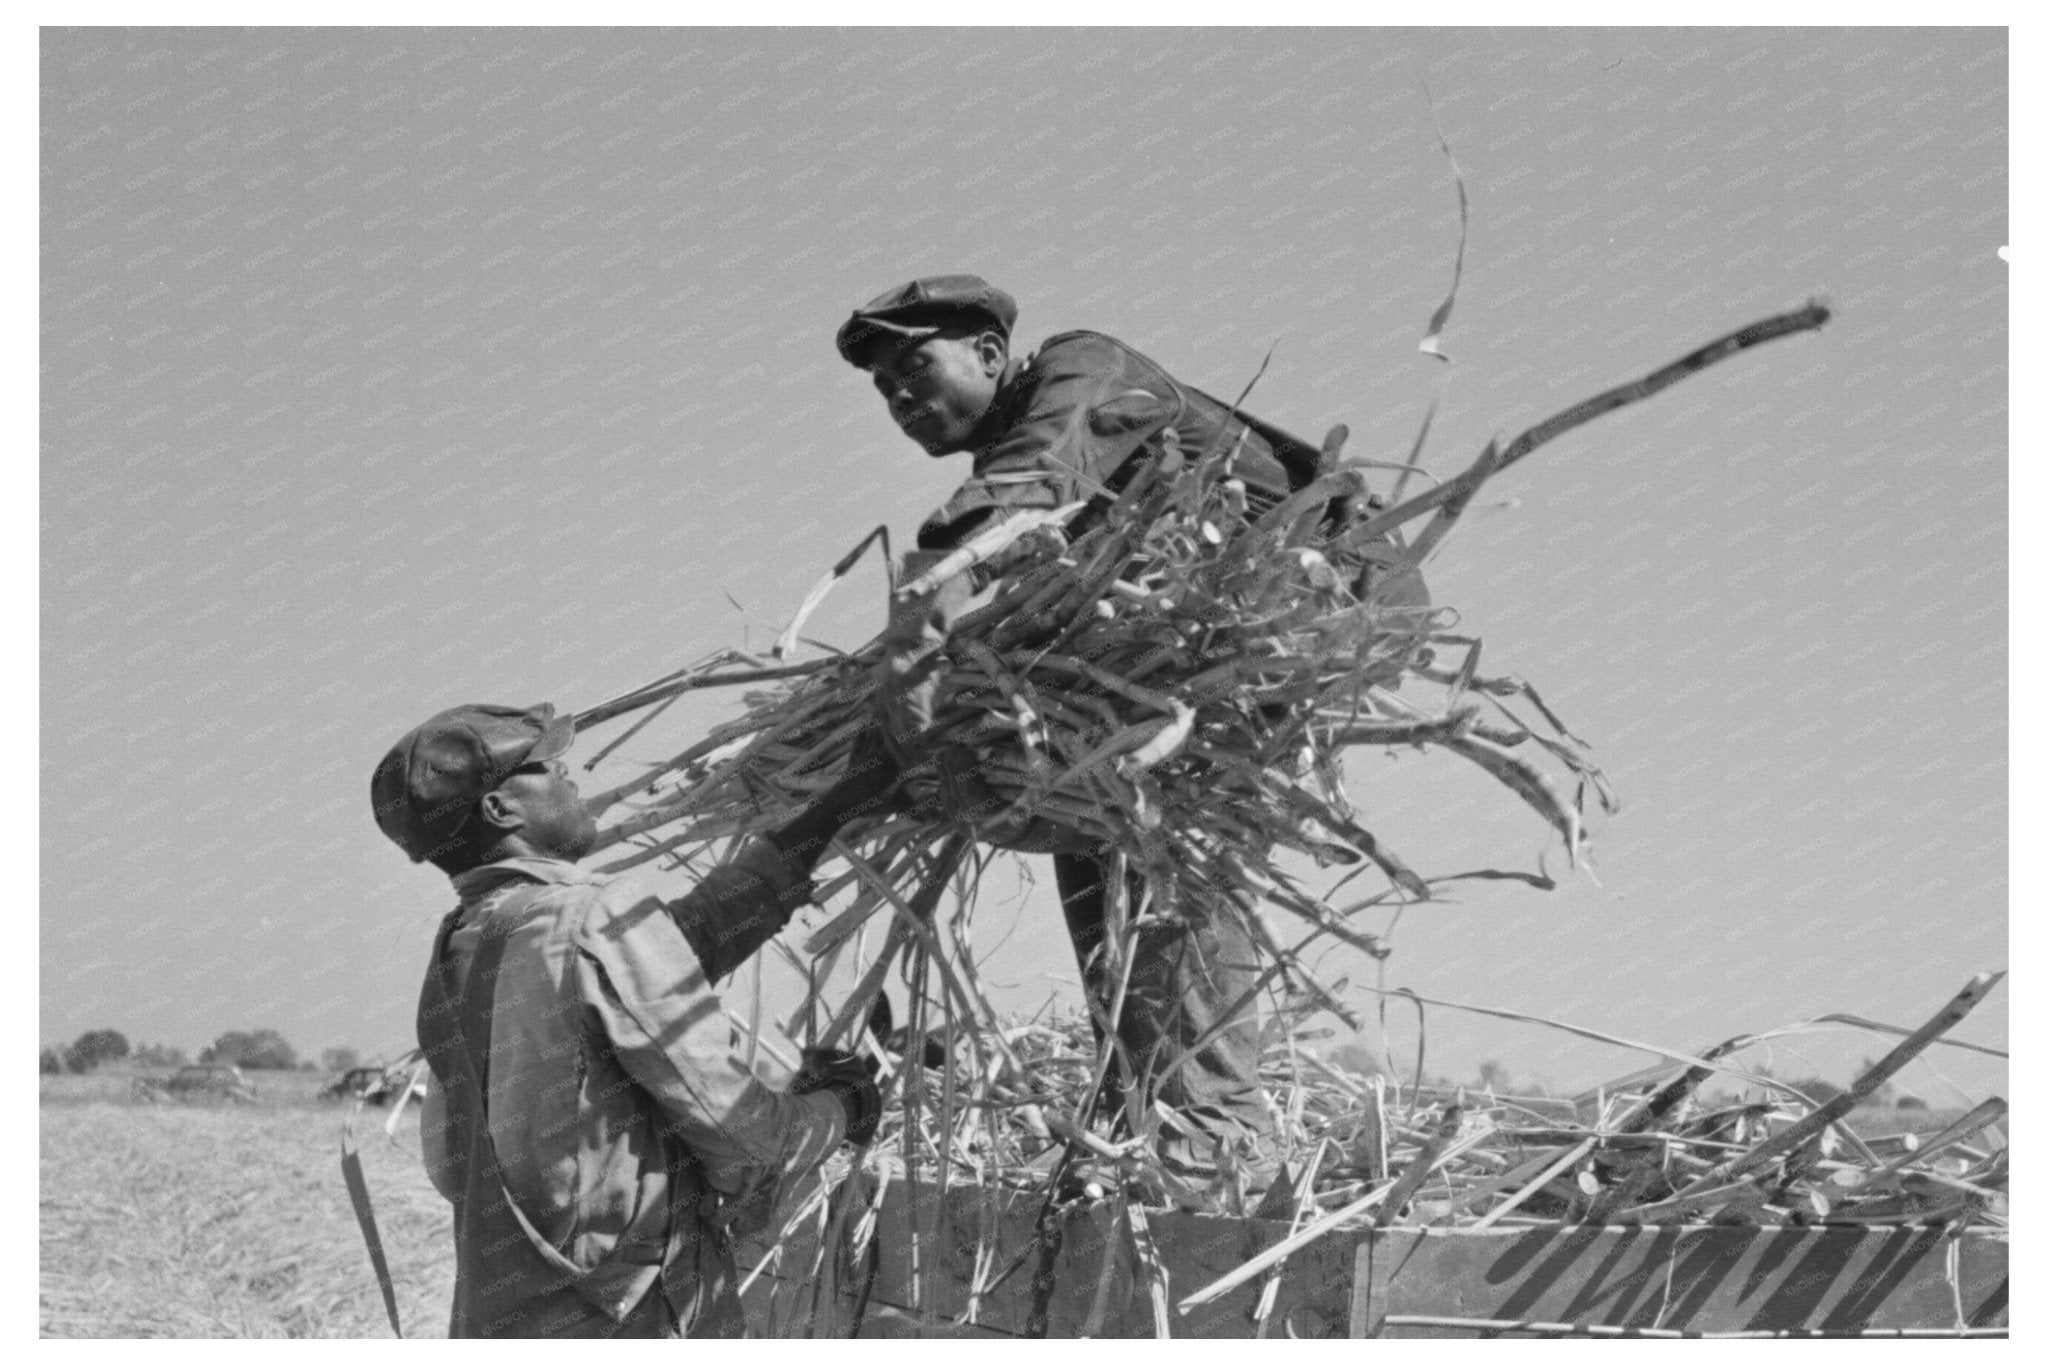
[
  {"left": 1052, "top": 852, "right": 1275, "bottom": 1172},
  {"left": 1053, "top": 852, "right": 1125, "bottom": 1123}
]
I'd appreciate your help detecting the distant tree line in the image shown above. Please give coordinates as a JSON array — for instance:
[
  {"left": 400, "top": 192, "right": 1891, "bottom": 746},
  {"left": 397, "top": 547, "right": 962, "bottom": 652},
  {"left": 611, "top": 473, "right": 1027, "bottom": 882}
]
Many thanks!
[
  {"left": 39, "top": 1029, "right": 151, "bottom": 1074},
  {"left": 39, "top": 1027, "right": 352, "bottom": 1074}
]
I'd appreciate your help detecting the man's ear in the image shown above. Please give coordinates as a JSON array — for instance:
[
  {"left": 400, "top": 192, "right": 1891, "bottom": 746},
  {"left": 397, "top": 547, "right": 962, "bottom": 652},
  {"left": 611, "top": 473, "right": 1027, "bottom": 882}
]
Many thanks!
[
  {"left": 475, "top": 788, "right": 524, "bottom": 834},
  {"left": 974, "top": 329, "right": 1007, "bottom": 375}
]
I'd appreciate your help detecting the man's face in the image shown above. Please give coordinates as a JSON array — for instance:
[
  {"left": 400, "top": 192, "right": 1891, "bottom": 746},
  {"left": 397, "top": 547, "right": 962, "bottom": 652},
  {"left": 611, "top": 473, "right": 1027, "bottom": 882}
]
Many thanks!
[
  {"left": 868, "top": 331, "right": 1003, "bottom": 456},
  {"left": 493, "top": 758, "right": 599, "bottom": 862}
]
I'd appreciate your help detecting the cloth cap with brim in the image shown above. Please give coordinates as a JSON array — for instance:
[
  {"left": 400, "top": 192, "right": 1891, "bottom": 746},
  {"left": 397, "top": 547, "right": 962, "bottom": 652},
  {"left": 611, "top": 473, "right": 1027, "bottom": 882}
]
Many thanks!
[
  {"left": 371, "top": 702, "right": 575, "bottom": 864},
  {"left": 835, "top": 274, "right": 1019, "bottom": 368}
]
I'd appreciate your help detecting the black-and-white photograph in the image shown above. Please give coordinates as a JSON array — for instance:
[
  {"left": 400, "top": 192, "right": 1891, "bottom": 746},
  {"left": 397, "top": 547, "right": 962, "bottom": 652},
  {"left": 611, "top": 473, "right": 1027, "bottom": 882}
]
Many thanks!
[{"left": 39, "top": 24, "right": 2007, "bottom": 1339}]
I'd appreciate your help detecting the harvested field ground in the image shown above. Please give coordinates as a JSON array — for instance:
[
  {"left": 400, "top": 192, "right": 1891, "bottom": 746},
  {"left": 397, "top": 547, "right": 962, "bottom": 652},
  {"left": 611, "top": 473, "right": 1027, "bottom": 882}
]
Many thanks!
[
  {"left": 37, "top": 1071, "right": 1978, "bottom": 1338},
  {"left": 39, "top": 1073, "right": 452, "bottom": 1339}
]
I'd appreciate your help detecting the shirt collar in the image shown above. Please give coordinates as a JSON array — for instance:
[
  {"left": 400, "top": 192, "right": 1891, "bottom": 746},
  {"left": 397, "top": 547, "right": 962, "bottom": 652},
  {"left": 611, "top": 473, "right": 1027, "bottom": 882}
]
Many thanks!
[
  {"left": 449, "top": 855, "right": 601, "bottom": 902},
  {"left": 966, "top": 354, "right": 1031, "bottom": 461}
]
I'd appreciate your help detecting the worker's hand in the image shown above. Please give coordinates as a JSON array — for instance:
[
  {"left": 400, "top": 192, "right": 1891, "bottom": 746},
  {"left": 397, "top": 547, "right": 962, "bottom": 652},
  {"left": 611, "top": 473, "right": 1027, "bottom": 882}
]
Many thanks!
[
  {"left": 841, "top": 722, "right": 904, "bottom": 804},
  {"left": 932, "top": 745, "right": 1105, "bottom": 855},
  {"left": 791, "top": 1046, "right": 883, "bottom": 1146}
]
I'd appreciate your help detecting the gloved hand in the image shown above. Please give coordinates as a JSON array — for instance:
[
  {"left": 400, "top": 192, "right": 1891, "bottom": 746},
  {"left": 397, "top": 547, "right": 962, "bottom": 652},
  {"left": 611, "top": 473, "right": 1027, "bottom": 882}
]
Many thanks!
[
  {"left": 791, "top": 1046, "right": 883, "bottom": 1146},
  {"left": 935, "top": 746, "right": 1103, "bottom": 855},
  {"left": 841, "top": 721, "right": 905, "bottom": 807}
]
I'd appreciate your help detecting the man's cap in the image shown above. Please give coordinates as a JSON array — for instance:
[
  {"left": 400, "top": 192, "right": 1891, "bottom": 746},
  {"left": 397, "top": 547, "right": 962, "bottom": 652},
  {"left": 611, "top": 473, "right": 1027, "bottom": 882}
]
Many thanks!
[
  {"left": 835, "top": 274, "right": 1018, "bottom": 368},
  {"left": 371, "top": 702, "right": 574, "bottom": 864}
]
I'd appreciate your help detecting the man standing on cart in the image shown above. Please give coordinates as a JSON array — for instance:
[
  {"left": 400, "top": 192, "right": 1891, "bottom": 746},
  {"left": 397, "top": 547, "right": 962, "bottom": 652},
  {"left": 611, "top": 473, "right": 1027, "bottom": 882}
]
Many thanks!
[{"left": 836, "top": 274, "right": 1427, "bottom": 1187}]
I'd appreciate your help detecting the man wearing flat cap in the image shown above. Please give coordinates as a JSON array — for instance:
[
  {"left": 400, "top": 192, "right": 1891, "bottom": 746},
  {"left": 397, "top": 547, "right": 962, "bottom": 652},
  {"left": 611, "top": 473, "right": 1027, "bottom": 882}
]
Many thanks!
[
  {"left": 838, "top": 275, "right": 1427, "bottom": 1185},
  {"left": 373, "top": 702, "right": 891, "bottom": 1338}
]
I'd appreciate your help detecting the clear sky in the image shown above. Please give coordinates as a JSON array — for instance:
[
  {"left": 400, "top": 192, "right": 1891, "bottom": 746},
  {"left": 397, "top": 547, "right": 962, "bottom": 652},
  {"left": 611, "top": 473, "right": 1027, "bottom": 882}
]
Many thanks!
[{"left": 41, "top": 27, "right": 2006, "bottom": 1098}]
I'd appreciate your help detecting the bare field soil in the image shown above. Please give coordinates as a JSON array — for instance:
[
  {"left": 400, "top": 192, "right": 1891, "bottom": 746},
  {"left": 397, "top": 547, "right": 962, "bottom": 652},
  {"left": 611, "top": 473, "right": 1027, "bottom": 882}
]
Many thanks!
[{"left": 40, "top": 1080, "right": 452, "bottom": 1338}]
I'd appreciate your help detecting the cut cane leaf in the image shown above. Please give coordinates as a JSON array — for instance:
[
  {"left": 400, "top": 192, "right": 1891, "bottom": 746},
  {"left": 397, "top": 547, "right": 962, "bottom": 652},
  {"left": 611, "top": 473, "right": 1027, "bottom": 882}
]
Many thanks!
[{"left": 1417, "top": 100, "right": 1470, "bottom": 363}]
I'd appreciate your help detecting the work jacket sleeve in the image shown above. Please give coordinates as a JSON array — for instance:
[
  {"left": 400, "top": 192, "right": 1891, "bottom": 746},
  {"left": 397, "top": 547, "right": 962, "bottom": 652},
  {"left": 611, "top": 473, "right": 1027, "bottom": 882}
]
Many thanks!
[
  {"left": 659, "top": 837, "right": 815, "bottom": 986},
  {"left": 920, "top": 333, "right": 1183, "bottom": 574},
  {"left": 573, "top": 882, "right": 845, "bottom": 1213}
]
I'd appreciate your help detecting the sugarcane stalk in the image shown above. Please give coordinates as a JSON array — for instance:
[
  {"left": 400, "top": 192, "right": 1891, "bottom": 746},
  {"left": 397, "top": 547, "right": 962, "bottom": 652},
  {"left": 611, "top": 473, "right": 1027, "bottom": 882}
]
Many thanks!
[
  {"left": 1333, "top": 300, "right": 1832, "bottom": 554},
  {"left": 1871, "top": 1097, "right": 2008, "bottom": 1179},
  {"left": 1373, "top": 1103, "right": 1467, "bottom": 1228},
  {"left": 575, "top": 657, "right": 836, "bottom": 732},
  {"left": 1679, "top": 972, "right": 2004, "bottom": 1193}
]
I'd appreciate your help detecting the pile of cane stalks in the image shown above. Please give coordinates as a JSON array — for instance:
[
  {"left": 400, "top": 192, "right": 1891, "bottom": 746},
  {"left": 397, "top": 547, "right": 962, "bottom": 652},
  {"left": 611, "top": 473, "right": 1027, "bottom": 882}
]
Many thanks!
[{"left": 735, "top": 972, "right": 2005, "bottom": 1335}]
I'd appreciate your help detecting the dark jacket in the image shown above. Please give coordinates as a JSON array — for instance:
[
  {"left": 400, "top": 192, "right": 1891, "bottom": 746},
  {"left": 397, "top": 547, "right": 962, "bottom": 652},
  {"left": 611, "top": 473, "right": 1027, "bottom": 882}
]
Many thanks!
[
  {"left": 917, "top": 330, "right": 1426, "bottom": 611},
  {"left": 919, "top": 331, "right": 1311, "bottom": 554}
]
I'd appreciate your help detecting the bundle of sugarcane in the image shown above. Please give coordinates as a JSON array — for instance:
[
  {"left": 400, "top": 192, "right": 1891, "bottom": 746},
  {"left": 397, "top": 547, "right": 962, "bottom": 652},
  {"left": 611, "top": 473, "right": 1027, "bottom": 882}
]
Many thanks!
[
  {"left": 595, "top": 426, "right": 1595, "bottom": 927},
  {"left": 569, "top": 472, "right": 1585, "bottom": 1072}
]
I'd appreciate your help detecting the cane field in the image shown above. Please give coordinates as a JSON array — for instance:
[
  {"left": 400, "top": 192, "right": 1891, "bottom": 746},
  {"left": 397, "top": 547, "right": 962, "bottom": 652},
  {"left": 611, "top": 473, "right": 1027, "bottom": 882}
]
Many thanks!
[{"left": 39, "top": 1070, "right": 453, "bottom": 1339}]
